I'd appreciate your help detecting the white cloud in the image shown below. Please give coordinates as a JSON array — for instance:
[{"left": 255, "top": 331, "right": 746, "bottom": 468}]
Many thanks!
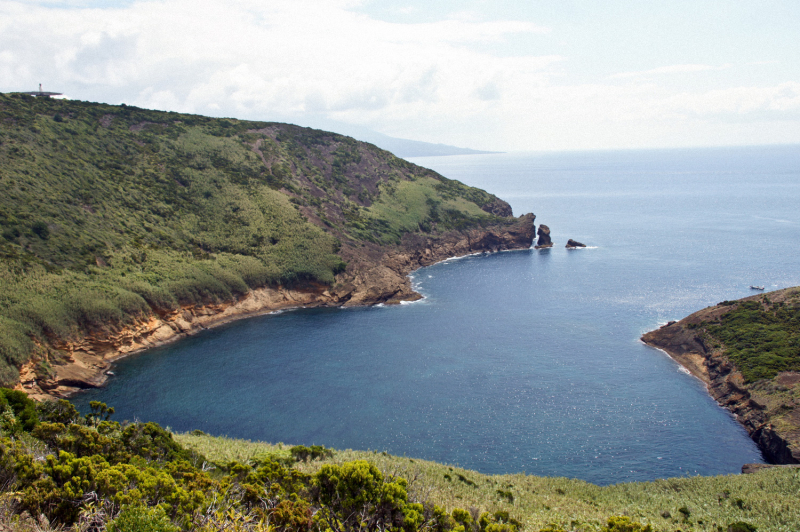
[
  {"left": 0, "top": 0, "right": 798, "bottom": 151},
  {"left": 609, "top": 63, "right": 731, "bottom": 80}
]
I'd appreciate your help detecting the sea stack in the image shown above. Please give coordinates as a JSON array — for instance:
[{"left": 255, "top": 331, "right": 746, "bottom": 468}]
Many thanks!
[
  {"left": 566, "top": 239, "right": 586, "bottom": 248},
  {"left": 534, "top": 224, "right": 553, "bottom": 249}
]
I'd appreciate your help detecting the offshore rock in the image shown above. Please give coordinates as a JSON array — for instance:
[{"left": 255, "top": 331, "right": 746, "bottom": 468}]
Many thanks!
[
  {"left": 641, "top": 287, "right": 800, "bottom": 465},
  {"left": 566, "top": 239, "right": 586, "bottom": 248},
  {"left": 534, "top": 224, "right": 553, "bottom": 249}
]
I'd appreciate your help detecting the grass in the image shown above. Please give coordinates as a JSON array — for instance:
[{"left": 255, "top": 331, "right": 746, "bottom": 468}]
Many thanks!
[
  {"left": 176, "top": 432, "right": 800, "bottom": 532},
  {"left": 0, "top": 93, "right": 516, "bottom": 385},
  {"left": 703, "top": 296, "right": 800, "bottom": 382}
]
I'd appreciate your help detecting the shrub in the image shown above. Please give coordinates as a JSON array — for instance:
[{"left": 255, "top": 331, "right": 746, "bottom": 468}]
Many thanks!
[
  {"left": 602, "top": 516, "right": 652, "bottom": 532},
  {"left": 106, "top": 505, "right": 179, "bottom": 532},
  {"left": 728, "top": 522, "right": 757, "bottom": 532}
]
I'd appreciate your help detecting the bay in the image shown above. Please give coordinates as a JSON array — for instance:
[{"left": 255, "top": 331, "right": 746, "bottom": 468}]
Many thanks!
[{"left": 74, "top": 145, "right": 800, "bottom": 485}]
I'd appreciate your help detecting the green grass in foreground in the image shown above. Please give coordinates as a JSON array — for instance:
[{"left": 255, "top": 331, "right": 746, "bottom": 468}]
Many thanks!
[
  {"left": 0, "top": 389, "right": 793, "bottom": 532},
  {"left": 176, "top": 433, "right": 800, "bottom": 532}
]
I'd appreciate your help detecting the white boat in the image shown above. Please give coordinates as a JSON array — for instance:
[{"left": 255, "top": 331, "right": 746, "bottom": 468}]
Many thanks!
[{"left": 750, "top": 285, "right": 765, "bottom": 290}]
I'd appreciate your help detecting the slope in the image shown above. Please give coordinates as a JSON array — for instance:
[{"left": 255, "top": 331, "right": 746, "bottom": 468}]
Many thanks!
[{"left": 0, "top": 93, "right": 534, "bottom": 390}]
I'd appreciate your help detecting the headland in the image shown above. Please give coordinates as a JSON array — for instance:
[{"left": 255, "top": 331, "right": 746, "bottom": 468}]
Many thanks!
[{"left": 642, "top": 287, "right": 800, "bottom": 464}]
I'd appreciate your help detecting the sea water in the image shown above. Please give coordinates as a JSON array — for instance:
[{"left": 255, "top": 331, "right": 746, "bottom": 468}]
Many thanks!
[{"left": 74, "top": 145, "right": 800, "bottom": 485}]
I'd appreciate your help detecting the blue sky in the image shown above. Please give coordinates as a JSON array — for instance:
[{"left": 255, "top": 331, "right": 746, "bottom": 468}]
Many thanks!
[{"left": 1, "top": 0, "right": 799, "bottom": 151}]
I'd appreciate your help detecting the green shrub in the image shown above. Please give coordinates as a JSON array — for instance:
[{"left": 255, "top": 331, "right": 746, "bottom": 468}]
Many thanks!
[
  {"left": 601, "top": 516, "right": 652, "bottom": 532},
  {"left": 107, "top": 506, "right": 179, "bottom": 532},
  {"left": 0, "top": 388, "right": 39, "bottom": 432}
]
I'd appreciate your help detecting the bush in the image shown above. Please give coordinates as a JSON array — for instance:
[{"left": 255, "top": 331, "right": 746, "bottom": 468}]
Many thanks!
[
  {"left": 728, "top": 523, "right": 757, "bottom": 532},
  {"left": 106, "top": 505, "right": 179, "bottom": 532},
  {"left": 602, "top": 516, "right": 652, "bottom": 532}
]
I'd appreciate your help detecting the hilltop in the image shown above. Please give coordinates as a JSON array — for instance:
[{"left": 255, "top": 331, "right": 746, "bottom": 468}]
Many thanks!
[
  {"left": 642, "top": 287, "right": 800, "bottom": 464},
  {"left": 0, "top": 93, "right": 534, "bottom": 396}
]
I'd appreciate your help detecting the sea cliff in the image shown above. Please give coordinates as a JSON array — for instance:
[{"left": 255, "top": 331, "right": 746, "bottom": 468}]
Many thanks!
[
  {"left": 641, "top": 287, "right": 800, "bottom": 464},
  {"left": 19, "top": 216, "right": 535, "bottom": 399},
  {"left": 0, "top": 93, "right": 536, "bottom": 398}
]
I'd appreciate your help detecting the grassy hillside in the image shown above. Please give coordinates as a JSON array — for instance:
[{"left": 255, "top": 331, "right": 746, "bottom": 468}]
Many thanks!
[
  {"left": 0, "top": 390, "right": 793, "bottom": 532},
  {"left": 0, "top": 93, "right": 516, "bottom": 385},
  {"left": 176, "top": 433, "right": 799, "bottom": 532}
]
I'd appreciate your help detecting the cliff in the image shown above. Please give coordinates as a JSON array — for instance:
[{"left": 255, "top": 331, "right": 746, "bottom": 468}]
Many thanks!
[{"left": 641, "top": 287, "right": 800, "bottom": 464}]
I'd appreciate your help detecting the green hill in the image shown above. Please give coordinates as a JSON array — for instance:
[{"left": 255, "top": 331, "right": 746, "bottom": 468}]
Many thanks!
[{"left": 0, "top": 93, "right": 528, "bottom": 387}]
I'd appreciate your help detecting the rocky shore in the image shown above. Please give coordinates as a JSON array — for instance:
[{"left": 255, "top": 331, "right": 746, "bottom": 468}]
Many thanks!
[
  {"left": 641, "top": 287, "right": 800, "bottom": 464},
  {"left": 19, "top": 214, "right": 536, "bottom": 400}
]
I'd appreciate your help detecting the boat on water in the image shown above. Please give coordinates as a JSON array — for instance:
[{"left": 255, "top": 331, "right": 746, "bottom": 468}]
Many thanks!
[{"left": 750, "top": 285, "right": 765, "bottom": 290}]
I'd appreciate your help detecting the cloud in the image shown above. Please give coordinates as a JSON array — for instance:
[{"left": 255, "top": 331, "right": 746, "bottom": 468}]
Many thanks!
[
  {"left": 609, "top": 63, "right": 731, "bottom": 80},
  {"left": 0, "top": 0, "right": 798, "bottom": 151}
]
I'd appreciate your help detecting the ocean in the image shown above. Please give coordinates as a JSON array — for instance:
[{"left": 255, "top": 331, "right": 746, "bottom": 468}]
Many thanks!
[{"left": 74, "top": 145, "right": 800, "bottom": 485}]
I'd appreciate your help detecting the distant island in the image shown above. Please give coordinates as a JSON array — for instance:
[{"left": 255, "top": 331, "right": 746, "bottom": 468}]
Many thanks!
[
  {"left": 286, "top": 120, "right": 502, "bottom": 158},
  {"left": 0, "top": 93, "right": 534, "bottom": 399},
  {"left": 642, "top": 287, "right": 800, "bottom": 465}
]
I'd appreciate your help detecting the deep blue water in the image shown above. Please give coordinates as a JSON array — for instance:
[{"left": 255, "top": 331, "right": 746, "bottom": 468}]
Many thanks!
[{"left": 75, "top": 145, "right": 800, "bottom": 485}]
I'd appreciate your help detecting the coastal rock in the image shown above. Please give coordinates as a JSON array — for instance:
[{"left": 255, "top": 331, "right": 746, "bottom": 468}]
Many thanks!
[
  {"left": 480, "top": 198, "right": 513, "bottom": 217},
  {"left": 534, "top": 224, "right": 553, "bottom": 249},
  {"left": 641, "top": 287, "right": 800, "bottom": 465},
  {"left": 742, "top": 463, "right": 800, "bottom": 474},
  {"left": 566, "top": 239, "right": 586, "bottom": 248}
]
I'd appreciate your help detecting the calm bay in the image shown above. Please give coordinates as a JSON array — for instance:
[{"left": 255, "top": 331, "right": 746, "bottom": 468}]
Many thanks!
[{"left": 74, "top": 145, "right": 800, "bottom": 485}]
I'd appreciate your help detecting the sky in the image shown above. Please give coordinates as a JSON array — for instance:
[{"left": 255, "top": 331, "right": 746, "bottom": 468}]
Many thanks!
[{"left": 1, "top": 0, "right": 799, "bottom": 152}]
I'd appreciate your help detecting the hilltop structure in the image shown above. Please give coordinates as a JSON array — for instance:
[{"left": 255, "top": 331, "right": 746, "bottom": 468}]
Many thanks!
[{"left": 17, "top": 83, "right": 62, "bottom": 98}]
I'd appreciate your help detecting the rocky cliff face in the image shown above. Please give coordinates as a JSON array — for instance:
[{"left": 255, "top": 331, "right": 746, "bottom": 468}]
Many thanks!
[
  {"left": 642, "top": 288, "right": 800, "bottom": 464},
  {"left": 20, "top": 214, "right": 535, "bottom": 400}
]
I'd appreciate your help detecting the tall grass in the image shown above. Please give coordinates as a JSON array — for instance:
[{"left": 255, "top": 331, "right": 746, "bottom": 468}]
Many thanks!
[{"left": 175, "top": 433, "right": 800, "bottom": 532}]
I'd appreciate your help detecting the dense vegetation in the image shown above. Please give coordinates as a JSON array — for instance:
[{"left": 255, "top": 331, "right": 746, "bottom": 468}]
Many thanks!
[
  {"left": 0, "top": 93, "right": 512, "bottom": 386},
  {"left": 701, "top": 295, "right": 800, "bottom": 382},
  {"left": 0, "top": 390, "right": 790, "bottom": 532}
]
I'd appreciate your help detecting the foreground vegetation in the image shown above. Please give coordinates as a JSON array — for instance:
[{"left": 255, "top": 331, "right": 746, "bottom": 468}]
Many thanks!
[
  {"left": 0, "top": 389, "right": 791, "bottom": 531},
  {"left": 0, "top": 93, "right": 515, "bottom": 385}
]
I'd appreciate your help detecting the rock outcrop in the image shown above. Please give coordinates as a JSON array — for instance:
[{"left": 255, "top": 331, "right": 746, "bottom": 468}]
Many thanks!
[
  {"left": 534, "top": 224, "right": 553, "bottom": 249},
  {"left": 20, "top": 214, "right": 536, "bottom": 400},
  {"left": 566, "top": 239, "right": 586, "bottom": 248},
  {"left": 641, "top": 287, "right": 800, "bottom": 464}
]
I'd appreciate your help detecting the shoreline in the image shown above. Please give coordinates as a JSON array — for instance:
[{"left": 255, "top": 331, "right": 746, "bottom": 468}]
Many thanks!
[
  {"left": 641, "top": 292, "right": 800, "bottom": 465},
  {"left": 20, "top": 216, "right": 536, "bottom": 400}
]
